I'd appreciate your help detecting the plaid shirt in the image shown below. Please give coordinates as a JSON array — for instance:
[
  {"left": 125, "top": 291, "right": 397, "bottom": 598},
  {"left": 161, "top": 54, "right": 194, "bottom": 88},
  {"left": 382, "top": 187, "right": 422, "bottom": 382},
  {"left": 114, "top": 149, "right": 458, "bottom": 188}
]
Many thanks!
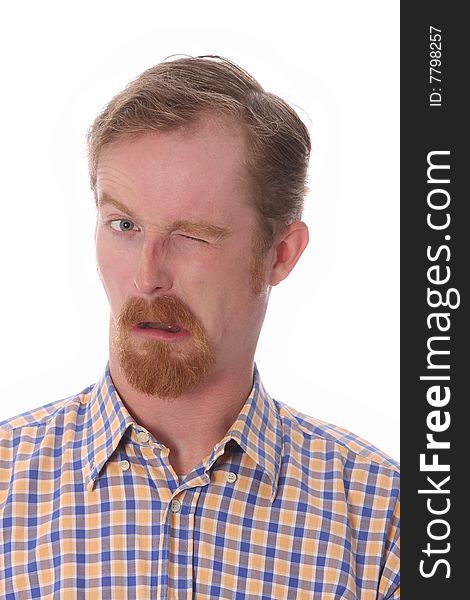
[{"left": 0, "top": 365, "right": 399, "bottom": 599}]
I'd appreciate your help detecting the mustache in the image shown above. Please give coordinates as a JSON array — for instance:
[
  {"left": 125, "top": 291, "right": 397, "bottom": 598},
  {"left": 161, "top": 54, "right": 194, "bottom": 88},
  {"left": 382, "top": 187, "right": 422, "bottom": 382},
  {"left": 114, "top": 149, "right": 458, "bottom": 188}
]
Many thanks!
[{"left": 117, "top": 295, "right": 201, "bottom": 332}]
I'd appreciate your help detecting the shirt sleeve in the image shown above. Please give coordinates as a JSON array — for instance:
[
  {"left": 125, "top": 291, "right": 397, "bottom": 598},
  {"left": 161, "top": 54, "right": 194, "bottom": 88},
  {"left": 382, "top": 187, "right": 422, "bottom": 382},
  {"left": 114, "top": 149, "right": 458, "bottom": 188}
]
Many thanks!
[
  {"left": 0, "top": 425, "right": 14, "bottom": 509},
  {"left": 378, "top": 491, "right": 400, "bottom": 600},
  {"left": 385, "top": 586, "right": 400, "bottom": 600}
]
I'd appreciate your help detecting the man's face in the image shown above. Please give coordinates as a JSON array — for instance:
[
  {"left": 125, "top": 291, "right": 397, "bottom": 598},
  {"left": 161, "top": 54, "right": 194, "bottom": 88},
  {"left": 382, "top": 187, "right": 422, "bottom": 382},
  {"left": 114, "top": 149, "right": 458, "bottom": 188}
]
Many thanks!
[{"left": 95, "top": 117, "right": 270, "bottom": 398}]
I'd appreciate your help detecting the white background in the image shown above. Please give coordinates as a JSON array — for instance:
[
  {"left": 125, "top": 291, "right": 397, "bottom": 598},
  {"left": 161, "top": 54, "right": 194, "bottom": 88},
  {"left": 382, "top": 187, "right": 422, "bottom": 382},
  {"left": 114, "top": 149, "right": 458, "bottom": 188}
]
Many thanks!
[{"left": 0, "top": 1, "right": 399, "bottom": 460}]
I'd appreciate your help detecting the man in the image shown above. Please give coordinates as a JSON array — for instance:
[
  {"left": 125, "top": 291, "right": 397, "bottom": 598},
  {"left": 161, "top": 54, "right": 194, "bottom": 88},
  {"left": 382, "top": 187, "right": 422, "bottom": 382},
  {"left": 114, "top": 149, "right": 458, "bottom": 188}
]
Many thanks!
[{"left": 0, "top": 56, "right": 399, "bottom": 598}]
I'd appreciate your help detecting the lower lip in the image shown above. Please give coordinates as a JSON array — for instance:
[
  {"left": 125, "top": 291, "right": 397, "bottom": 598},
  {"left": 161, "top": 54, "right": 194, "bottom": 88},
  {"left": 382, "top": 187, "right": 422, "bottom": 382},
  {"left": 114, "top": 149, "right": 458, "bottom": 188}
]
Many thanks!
[{"left": 131, "top": 325, "right": 190, "bottom": 341}]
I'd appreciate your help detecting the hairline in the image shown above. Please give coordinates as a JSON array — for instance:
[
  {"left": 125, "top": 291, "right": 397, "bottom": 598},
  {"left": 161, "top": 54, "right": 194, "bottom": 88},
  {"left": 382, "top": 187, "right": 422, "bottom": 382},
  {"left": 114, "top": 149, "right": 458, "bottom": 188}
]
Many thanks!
[{"left": 92, "top": 111, "right": 278, "bottom": 249}]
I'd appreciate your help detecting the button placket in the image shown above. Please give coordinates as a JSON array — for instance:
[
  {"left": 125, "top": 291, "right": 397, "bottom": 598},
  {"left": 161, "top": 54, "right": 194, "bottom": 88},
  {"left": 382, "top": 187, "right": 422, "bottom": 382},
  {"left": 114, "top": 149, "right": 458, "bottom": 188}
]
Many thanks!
[{"left": 226, "top": 472, "right": 237, "bottom": 483}]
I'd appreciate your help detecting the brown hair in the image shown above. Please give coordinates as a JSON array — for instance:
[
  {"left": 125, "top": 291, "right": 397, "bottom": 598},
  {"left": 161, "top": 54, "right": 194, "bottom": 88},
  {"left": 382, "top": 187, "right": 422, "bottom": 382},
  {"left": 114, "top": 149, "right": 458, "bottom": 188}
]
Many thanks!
[{"left": 87, "top": 55, "right": 311, "bottom": 249}]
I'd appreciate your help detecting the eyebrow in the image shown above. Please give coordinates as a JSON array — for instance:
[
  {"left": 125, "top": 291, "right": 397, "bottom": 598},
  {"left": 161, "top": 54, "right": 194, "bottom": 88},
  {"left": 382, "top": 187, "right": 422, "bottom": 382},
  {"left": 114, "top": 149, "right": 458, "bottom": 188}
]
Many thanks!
[
  {"left": 168, "top": 220, "right": 232, "bottom": 241},
  {"left": 97, "top": 193, "right": 233, "bottom": 241},
  {"left": 97, "top": 193, "right": 138, "bottom": 219}
]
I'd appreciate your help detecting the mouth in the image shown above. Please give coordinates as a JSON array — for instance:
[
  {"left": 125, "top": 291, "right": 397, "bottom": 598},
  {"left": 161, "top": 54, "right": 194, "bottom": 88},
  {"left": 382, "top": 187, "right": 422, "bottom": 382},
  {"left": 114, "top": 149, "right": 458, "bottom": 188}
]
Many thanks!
[
  {"left": 138, "top": 322, "right": 182, "bottom": 333},
  {"left": 131, "top": 321, "right": 189, "bottom": 341}
]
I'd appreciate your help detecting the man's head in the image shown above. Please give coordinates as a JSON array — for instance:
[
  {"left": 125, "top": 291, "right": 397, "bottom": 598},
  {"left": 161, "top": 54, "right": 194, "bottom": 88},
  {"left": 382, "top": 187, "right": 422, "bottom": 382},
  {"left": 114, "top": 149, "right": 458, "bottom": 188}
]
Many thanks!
[
  {"left": 88, "top": 55, "right": 311, "bottom": 252},
  {"left": 89, "top": 56, "right": 310, "bottom": 398}
]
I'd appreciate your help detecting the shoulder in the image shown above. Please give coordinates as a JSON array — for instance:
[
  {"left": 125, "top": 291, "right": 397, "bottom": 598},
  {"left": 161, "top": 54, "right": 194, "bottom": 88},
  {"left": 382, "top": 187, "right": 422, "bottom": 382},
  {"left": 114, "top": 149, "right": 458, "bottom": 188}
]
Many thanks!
[
  {"left": 0, "top": 385, "right": 95, "bottom": 506},
  {"left": 0, "top": 384, "right": 94, "bottom": 434},
  {"left": 0, "top": 384, "right": 95, "bottom": 463},
  {"left": 273, "top": 398, "right": 399, "bottom": 477}
]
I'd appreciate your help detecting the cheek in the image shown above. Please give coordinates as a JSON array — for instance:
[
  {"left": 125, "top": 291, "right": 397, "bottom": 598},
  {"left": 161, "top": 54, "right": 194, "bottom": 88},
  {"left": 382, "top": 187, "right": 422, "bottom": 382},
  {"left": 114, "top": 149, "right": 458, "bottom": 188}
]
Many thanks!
[
  {"left": 191, "top": 257, "right": 255, "bottom": 325},
  {"left": 95, "top": 238, "right": 133, "bottom": 306}
]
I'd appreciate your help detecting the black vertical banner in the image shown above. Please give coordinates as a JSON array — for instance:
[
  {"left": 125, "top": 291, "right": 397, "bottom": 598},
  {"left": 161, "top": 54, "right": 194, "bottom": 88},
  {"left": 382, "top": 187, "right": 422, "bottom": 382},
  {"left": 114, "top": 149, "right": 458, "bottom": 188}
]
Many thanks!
[{"left": 401, "top": 3, "right": 467, "bottom": 598}]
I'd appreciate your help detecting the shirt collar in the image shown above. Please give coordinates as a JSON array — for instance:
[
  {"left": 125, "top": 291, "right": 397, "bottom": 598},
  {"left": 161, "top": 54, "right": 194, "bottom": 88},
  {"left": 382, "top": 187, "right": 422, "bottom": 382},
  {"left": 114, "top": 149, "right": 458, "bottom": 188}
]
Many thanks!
[
  {"left": 84, "top": 364, "right": 283, "bottom": 500},
  {"left": 84, "top": 365, "right": 136, "bottom": 492},
  {"left": 208, "top": 365, "right": 282, "bottom": 501}
]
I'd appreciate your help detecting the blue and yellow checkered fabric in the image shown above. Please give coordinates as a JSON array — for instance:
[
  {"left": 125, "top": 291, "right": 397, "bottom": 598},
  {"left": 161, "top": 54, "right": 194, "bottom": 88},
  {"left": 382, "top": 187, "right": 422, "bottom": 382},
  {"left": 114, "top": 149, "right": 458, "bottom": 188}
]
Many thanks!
[{"left": 0, "top": 365, "right": 399, "bottom": 598}]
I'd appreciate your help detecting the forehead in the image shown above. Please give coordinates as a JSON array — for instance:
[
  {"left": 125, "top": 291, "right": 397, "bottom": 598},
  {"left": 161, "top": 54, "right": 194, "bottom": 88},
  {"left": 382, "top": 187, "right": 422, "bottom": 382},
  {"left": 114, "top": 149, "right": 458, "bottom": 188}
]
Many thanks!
[{"left": 95, "top": 116, "right": 253, "bottom": 223}]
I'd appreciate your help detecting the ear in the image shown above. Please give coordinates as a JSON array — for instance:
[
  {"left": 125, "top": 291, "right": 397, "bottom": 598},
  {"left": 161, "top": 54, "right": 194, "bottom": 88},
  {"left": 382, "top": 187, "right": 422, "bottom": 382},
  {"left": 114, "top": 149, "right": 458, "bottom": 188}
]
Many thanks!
[{"left": 268, "top": 221, "right": 309, "bottom": 286}]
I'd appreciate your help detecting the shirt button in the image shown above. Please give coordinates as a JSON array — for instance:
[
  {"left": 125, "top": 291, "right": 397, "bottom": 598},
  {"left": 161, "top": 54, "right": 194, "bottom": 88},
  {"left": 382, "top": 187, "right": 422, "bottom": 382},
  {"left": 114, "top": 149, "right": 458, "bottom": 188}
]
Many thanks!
[
  {"left": 137, "top": 431, "right": 150, "bottom": 444},
  {"left": 120, "top": 460, "right": 131, "bottom": 471},
  {"left": 171, "top": 499, "right": 181, "bottom": 513},
  {"left": 227, "top": 472, "right": 237, "bottom": 483}
]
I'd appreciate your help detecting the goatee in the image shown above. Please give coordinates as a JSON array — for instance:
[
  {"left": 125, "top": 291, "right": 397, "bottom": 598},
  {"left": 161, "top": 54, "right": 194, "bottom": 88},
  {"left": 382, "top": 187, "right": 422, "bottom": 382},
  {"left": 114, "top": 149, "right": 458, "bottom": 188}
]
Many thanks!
[{"left": 113, "top": 295, "right": 215, "bottom": 398}]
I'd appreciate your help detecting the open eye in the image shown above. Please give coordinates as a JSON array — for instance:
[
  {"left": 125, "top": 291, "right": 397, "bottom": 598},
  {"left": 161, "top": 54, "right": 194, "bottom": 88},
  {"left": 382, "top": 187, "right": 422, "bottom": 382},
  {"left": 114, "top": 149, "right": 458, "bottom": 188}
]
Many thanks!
[{"left": 110, "top": 219, "right": 138, "bottom": 232}]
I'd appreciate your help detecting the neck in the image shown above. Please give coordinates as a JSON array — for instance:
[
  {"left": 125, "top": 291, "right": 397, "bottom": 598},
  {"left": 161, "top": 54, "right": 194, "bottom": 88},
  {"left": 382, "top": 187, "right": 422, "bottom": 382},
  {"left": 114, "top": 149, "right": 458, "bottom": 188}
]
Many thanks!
[{"left": 108, "top": 354, "right": 255, "bottom": 477}]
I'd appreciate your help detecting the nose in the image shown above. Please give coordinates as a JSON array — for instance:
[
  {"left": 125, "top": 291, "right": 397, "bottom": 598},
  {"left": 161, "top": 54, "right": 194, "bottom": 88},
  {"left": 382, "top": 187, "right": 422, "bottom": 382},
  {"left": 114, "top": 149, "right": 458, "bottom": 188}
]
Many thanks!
[{"left": 133, "top": 238, "right": 173, "bottom": 296}]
